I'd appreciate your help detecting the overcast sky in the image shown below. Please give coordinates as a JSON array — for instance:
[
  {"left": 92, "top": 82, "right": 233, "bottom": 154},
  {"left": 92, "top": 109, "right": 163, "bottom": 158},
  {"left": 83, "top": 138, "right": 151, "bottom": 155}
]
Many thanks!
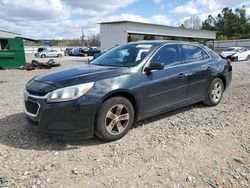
[{"left": 0, "top": 0, "right": 249, "bottom": 39}]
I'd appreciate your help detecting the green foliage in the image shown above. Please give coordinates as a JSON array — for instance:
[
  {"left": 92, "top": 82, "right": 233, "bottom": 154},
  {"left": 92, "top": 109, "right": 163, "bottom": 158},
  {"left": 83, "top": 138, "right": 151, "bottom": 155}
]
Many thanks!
[
  {"left": 24, "top": 34, "right": 100, "bottom": 47},
  {"left": 201, "top": 6, "right": 250, "bottom": 39},
  {"left": 217, "top": 34, "right": 228, "bottom": 40}
]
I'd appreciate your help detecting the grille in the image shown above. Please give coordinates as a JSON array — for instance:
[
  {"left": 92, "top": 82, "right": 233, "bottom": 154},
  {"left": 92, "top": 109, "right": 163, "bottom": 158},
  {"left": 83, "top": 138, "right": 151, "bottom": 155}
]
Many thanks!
[
  {"left": 25, "top": 101, "right": 39, "bottom": 115},
  {"left": 27, "top": 89, "right": 47, "bottom": 96}
]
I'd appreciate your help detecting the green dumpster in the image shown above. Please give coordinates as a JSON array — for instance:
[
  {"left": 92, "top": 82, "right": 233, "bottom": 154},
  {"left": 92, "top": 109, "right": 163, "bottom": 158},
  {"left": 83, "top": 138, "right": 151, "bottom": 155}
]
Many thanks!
[{"left": 0, "top": 38, "right": 26, "bottom": 69}]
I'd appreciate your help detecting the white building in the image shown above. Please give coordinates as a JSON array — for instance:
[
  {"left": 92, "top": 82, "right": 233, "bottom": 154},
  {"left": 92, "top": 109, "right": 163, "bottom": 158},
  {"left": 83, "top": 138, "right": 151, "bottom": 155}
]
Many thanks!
[
  {"left": 0, "top": 30, "right": 20, "bottom": 38},
  {"left": 100, "top": 21, "right": 217, "bottom": 51}
]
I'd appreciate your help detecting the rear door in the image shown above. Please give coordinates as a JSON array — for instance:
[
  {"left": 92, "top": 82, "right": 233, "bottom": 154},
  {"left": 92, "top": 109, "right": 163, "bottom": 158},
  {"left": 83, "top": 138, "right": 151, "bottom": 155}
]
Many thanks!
[
  {"left": 143, "top": 44, "right": 188, "bottom": 115},
  {"left": 181, "top": 44, "right": 213, "bottom": 102}
]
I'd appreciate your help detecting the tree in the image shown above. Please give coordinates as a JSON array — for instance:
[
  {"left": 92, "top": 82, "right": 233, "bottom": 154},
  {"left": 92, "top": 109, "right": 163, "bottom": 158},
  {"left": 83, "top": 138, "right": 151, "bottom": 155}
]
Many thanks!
[
  {"left": 183, "top": 16, "right": 201, "bottom": 30},
  {"left": 201, "top": 6, "right": 250, "bottom": 39}
]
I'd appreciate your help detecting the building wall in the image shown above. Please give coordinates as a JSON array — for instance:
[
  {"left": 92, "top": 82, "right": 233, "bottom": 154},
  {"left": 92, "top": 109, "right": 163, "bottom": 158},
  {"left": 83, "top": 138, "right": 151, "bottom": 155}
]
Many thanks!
[
  {"left": 206, "top": 39, "right": 250, "bottom": 52},
  {"left": 100, "top": 22, "right": 217, "bottom": 51},
  {"left": 100, "top": 24, "right": 127, "bottom": 51}
]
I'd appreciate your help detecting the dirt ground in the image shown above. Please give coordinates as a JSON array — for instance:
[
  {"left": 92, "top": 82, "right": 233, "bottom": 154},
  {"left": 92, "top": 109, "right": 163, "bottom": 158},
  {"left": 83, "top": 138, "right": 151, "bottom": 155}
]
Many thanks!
[{"left": 0, "top": 54, "right": 249, "bottom": 188}]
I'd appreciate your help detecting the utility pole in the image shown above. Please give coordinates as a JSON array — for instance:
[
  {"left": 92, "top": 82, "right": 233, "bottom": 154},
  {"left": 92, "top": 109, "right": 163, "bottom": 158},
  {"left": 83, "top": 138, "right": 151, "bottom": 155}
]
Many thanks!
[{"left": 81, "top": 27, "right": 84, "bottom": 47}]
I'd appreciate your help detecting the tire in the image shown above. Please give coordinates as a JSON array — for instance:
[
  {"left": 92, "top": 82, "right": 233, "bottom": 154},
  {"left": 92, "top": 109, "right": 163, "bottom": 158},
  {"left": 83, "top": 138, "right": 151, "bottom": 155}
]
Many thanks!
[
  {"left": 41, "top": 54, "right": 46, "bottom": 58},
  {"left": 247, "top": 55, "right": 250, "bottom": 61},
  {"left": 95, "top": 97, "right": 134, "bottom": 141},
  {"left": 57, "top": 54, "right": 62, "bottom": 58},
  {"left": 234, "top": 56, "right": 238, "bottom": 62},
  {"left": 204, "top": 78, "right": 224, "bottom": 106}
]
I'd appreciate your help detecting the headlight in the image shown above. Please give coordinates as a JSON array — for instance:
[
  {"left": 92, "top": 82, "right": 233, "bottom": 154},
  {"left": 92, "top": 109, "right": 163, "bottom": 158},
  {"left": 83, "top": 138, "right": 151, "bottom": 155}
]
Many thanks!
[{"left": 47, "top": 82, "right": 94, "bottom": 103}]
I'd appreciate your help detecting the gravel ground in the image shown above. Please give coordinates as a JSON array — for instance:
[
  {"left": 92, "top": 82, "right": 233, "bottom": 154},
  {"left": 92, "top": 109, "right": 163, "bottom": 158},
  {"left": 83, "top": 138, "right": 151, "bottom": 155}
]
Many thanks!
[{"left": 0, "top": 54, "right": 249, "bottom": 188}]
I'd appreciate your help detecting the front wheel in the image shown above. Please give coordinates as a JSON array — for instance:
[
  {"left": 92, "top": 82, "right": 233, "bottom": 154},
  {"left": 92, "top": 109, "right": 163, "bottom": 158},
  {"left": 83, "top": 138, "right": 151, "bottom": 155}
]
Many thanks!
[
  {"left": 41, "top": 54, "right": 46, "bottom": 58},
  {"left": 204, "top": 78, "right": 224, "bottom": 106},
  {"left": 95, "top": 97, "right": 134, "bottom": 141},
  {"left": 57, "top": 54, "right": 62, "bottom": 58}
]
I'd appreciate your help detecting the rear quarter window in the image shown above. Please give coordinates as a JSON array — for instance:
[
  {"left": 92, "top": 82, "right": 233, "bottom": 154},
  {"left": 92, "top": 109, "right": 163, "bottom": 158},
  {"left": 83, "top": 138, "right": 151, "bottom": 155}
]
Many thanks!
[{"left": 204, "top": 46, "right": 221, "bottom": 59}]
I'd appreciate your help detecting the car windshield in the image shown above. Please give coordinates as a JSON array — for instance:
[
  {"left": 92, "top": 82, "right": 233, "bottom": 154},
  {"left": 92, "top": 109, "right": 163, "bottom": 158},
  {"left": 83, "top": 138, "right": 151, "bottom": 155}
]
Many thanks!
[
  {"left": 224, "top": 48, "right": 239, "bottom": 52},
  {"left": 91, "top": 43, "right": 155, "bottom": 67}
]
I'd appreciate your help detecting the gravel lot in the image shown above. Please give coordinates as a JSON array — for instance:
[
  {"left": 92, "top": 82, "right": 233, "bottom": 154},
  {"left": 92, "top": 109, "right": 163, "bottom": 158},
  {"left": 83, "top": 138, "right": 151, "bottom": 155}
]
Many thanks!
[{"left": 0, "top": 54, "right": 249, "bottom": 188}]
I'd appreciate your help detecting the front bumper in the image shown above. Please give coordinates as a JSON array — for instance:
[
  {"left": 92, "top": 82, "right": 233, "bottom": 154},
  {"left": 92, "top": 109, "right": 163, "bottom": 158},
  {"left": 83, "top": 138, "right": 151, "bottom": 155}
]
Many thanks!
[{"left": 23, "top": 90, "right": 99, "bottom": 139}]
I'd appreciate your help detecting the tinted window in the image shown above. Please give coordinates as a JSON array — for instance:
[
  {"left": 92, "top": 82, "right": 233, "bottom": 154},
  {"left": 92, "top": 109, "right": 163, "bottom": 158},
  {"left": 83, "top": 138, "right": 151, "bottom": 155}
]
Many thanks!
[
  {"left": 182, "top": 45, "right": 203, "bottom": 63},
  {"left": 240, "top": 48, "right": 247, "bottom": 52},
  {"left": 151, "top": 44, "right": 181, "bottom": 66}
]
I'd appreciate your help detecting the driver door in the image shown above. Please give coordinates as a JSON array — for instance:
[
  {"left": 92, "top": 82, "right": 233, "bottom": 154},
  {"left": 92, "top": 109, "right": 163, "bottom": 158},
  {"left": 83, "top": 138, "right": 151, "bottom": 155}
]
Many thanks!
[{"left": 143, "top": 44, "right": 188, "bottom": 115}]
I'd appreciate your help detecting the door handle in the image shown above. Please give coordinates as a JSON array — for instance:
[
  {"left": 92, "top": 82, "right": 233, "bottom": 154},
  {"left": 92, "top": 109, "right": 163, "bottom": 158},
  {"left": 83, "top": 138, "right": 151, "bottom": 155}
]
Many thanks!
[{"left": 178, "top": 73, "right": 184, "bottom": 78}]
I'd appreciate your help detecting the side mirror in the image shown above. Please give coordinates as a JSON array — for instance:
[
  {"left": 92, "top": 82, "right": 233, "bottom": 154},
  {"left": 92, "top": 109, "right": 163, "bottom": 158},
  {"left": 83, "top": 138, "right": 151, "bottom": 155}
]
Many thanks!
[{"left": 144, "top": 62, "right": 164, "bottom": 73}]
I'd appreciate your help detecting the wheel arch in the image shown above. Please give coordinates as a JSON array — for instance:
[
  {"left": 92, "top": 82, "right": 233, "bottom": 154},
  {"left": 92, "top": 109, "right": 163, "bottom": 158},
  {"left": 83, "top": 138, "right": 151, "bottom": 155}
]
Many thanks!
[
  {"left": 100, "top": 90, "right": 139, "bottom": 120},
  {"left": 217, "top": 75, "right": 226, "bottom": 90}
]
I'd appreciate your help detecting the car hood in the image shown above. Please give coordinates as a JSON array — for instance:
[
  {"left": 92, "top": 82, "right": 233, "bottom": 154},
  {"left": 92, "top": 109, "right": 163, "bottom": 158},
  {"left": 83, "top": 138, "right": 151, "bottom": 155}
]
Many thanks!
[
  {"left": 220, "top": 51, "right": 236, "bottom": 57},
  {"left": 34, "top": 64, "right": 129, "bottom": 88}
]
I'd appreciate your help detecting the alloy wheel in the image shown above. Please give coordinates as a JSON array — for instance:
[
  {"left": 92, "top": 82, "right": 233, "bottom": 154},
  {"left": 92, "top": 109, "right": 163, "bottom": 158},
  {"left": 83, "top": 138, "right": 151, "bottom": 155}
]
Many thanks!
[
  {"left": 105, "top": 104, "right": 130, "bottom": 135},
  {"left": 211, "top": 82, "right": 223, "bottom": 103}
]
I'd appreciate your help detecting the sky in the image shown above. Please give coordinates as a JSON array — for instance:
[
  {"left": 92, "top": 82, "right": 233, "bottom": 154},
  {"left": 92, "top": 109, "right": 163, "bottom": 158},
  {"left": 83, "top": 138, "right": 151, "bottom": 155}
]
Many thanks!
[{"left": 0, "top": 0, "right": 249, "bottom": 39}]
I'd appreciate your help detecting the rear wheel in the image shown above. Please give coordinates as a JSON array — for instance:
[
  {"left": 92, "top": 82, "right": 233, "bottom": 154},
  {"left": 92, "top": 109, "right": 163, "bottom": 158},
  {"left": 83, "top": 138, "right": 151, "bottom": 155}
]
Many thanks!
[
  {"left": 204, "top": 78, "right": 224, "bottom": 106},
  {"left": 247, "top": 55, "right": 250, "bottom": 61},
  {"left": 95, "top": 97, "right": 134, "bottom": 141},
  {"left": 57, "top": 54, "right": 62, "bottom": 58}
]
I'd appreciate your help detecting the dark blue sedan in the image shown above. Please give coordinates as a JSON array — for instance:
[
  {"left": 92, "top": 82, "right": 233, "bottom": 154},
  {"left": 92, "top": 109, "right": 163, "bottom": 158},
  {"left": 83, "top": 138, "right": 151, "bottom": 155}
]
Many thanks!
[{"left": 24, "top": 41, "right": 232, "bottom": 141}]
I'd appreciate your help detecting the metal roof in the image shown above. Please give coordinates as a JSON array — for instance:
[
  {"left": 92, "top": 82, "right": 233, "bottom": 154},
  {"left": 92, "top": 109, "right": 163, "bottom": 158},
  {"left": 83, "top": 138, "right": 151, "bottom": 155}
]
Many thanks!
[
  {"left": 99, "top": 20, "right": 216, "bottom": 35},
  {"left": 0, "top": 29, "right": 20, "bottom": 36}
]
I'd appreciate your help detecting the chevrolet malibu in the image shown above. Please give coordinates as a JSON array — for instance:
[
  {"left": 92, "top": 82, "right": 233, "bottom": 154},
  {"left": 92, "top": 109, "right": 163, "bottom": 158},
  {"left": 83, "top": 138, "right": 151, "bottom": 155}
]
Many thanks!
[{"left": 24, "top": 41, "right": 232, "bottom": 141}]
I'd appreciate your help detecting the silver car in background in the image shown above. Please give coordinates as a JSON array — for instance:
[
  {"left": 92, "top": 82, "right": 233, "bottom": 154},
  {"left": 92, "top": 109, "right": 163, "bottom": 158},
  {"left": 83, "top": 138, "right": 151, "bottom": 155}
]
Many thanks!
[{"left": 35, "top": 49, "right": 64, "bottom": 58}]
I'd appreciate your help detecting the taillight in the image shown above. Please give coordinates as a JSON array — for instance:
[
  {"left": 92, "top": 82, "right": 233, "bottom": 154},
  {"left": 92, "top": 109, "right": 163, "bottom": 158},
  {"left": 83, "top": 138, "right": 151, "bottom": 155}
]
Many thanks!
[
  {"left": 226, "top": 58, "right": 232, "bottom": 72},
  {"left": 227, "top": 58, "right": 232, "bottom": 66}
]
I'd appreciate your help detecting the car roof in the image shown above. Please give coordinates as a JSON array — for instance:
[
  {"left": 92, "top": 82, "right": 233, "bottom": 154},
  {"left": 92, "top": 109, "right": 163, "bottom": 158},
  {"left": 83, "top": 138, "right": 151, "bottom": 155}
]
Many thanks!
[{"left": 128, "top": 40, "right": 206, "bottom": 48}]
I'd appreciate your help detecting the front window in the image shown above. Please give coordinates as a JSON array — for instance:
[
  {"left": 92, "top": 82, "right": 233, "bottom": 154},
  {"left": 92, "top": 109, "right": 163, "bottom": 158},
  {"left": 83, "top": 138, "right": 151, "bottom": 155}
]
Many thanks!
[
  {"left": 91, "top": 43, "right": 155, "bottom": 67},
  {"left": 150, "top": 44, "right": 182, "bottom": 66}
]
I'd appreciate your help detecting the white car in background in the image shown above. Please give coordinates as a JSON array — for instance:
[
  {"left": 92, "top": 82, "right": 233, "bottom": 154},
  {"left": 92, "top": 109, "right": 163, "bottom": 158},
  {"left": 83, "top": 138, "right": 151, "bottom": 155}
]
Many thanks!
[
  {"left": 35, "top": 49, "right": 64, "bottom": 58},
  {"left": 220, "top": 47, "right": 250, "bottom": 61}
]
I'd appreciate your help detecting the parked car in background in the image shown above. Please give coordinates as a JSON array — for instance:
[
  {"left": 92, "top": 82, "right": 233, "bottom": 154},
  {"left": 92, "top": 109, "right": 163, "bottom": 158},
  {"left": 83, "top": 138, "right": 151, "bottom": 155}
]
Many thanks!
[
  {"left": 24, "top": 41, "right": 232, "bottom": 141},
  {"left": 64, "top": 48, "right": 73, "bottom": 56},
  {"left": 37, "top": 48, "right": 48, "bottom": 53},
  {"left": 70, "top": 48, "right": 81, "bottom": 56},
  {"left": 35, "top": 49, "right": 64, "bottom": 58},
  {"left": 220, "top": 47, "right": 250, "bottom": 61},
  {"left": 92, "top": 52, "right": 103, "bottom": 60},
  {"left": 86, "top": 47, "right": 101, "bottom": 56},
  {"left": 79, "top": 47, "right": 89, "bottom": 56},
  {"left": 80, "top": 47, "right": 100, "bottom": 56}
]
